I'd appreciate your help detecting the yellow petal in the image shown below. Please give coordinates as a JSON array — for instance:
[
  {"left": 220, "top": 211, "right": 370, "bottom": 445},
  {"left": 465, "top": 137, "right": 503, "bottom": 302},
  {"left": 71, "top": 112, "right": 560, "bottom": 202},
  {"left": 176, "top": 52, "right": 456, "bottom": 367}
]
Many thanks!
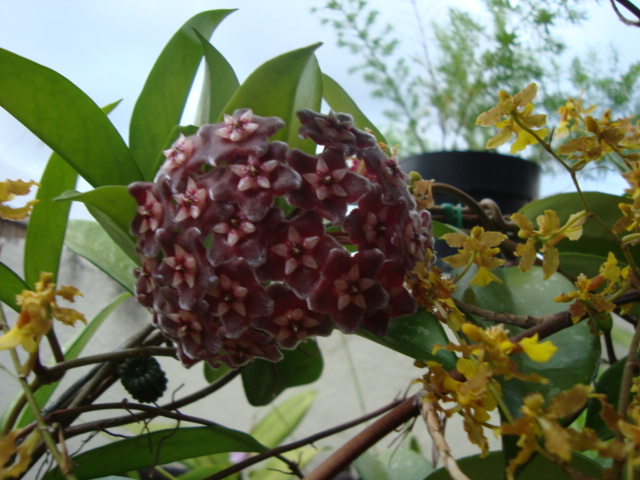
[
  {"left": 485, "top": 128, "right": 513, "bottom": 149},
  {"left": 470, "top": 266, "right": 503, "bottom": 287},
  {"left": 542, "top": 244, "right": 559, "bottom": 280},
  {"left": 476, "top": 105, "right": 505, "bottom": 126},
  {"left": 513, "top": 83, "right": 538, "bottom": 106},
  {"left": 441, "top": 232, "right": 469, "bottom": 248},
  {"left": 519, "top": 334, "right": 557, "bottom": 362}
]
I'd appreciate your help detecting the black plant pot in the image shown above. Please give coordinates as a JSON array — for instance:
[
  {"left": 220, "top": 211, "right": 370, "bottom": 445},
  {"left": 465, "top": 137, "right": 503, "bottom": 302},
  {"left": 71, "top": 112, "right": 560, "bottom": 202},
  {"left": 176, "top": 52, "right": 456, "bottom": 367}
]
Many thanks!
[{"left": 401, "top": 151, "right": 541, "bottom": 215}]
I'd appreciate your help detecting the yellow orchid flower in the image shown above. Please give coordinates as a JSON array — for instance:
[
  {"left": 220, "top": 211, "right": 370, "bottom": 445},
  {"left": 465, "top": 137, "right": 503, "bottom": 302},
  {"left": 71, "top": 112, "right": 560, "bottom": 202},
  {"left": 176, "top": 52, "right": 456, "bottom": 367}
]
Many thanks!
[
  {"left": 441, "top": 226, "right": 507, "bottom": 286},
  {"left": 0, "top": 273, "right": 86, "bottom": 355},
  {"left": 0, "top": 179, "right": 39, "bottom": 221},
  {"left": 476, "top": 83, "right": 548, "bottom": 154}
]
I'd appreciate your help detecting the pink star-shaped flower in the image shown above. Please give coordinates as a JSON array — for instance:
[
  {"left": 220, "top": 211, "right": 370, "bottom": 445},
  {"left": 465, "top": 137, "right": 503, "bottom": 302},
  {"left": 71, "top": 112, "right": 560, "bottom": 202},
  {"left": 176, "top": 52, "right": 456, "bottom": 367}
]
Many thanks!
[
  {"left": 287, "top": 149, "right": 371, "bottom": 224},
  {"left": 257, "top": 210, "right": 343, "bottom": 297},
  {"left": 254, "top": 284, "right": 333, "bottom": 349},
  {"left": 215, "top": 109, "right": 259, "bottom": 142},
  {"left": 206, "top": 259, "right": 273, "bottom": 339},
  {"left": 308, "top": 248, "right": 389, "bottom": 332}
]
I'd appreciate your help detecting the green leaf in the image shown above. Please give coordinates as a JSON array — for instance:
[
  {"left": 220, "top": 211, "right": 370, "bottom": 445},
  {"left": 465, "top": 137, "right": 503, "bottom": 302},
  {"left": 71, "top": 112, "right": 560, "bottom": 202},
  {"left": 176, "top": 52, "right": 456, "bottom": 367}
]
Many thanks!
[
  {"left": 0, "top": 261, "right": 28, "bottom": 312},
  {"left": 203, "top": 362, "right": 231, "bottom": 384},
  {"left": 242, "top": 340, "right": 323, "bottom": 406},
  {"left": 455, "top": 266, "right": 601, "bottom": 418},
  {"left": 354, "top": 451, "right": 390, "bottom": 480},
  {"left": 129, "top": 10, "right": 235, "bottom": 180},
  {"left": 425, "top": 450, "right": 603, "bottom": 479},
  {"left": 23, "top": 153, "right": 77, "bottom": 287},
  {"left": 432, "top": 220, "right": 464, "bottom": 239},
  {"left": 585, "top": 356, "right": 627, "bottom": 439},
  {"left": 64, "top": 220, "right": 137, "bottom": 292},
  {"left": 0, "top": 49, "right": 141, "bottom": 187},
  {"left": 357, "top": 309, "right": 457, "bottom": 370},
  {"left": 519, "top": 192, "right": 632, "bottom": 267},
  {"left": 377, "top": 448, "right": 434, "bottom": 480},
  {"left": 194, "top": 33, "right": 239, "bottom": 126},
  {"left": 15, "top": 292, "right": 131, "bottom": 429},
  {"left": 557, "top": 251, "right": 609, "bottom": 281},
  {"left": 250, "top": 390, "right": 317, "bottom": 448},
  {"left": 321, "top": 73, "right": 386, "bottom": 143},
  {"left": 222, "top": 44, "right": 323, "bottom": 152},
  {"left": 55, "top": 187, "right": 138, "bottom": 264},
  {"left": 23, "top": 101, "right": 121, "bottom": 287},
  {"left": 42, "top": 426, "right": 266, "bottom": 480}
]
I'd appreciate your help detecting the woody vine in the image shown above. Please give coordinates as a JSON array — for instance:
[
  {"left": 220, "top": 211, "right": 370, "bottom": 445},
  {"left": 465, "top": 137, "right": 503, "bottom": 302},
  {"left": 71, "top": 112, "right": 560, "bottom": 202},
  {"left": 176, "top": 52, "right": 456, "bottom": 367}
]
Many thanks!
[{"left": 1, "top": 8, "right": 640, "bottom": 480}]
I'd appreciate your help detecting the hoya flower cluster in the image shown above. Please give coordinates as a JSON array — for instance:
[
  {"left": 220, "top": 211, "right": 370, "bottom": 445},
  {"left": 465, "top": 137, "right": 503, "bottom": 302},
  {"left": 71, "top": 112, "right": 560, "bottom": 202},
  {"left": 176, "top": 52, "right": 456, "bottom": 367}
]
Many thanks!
[{"left": 129, "top": 109, "right": 433, "bottom": 368}]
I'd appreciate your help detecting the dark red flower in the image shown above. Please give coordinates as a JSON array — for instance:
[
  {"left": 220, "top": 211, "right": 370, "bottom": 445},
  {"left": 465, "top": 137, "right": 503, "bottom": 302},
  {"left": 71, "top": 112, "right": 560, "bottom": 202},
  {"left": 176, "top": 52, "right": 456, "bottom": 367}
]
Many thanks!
[
  {"left": 209, "top": 141, "right": 301, "bottom": 221},
  {"left": 209, "top": 206, "right": 283, "bottom": 268},
  {"left": 220, "top": 330, "right": 283, "bottom": 368},
  {"left": 257, "top": 210, "right": 343, "bottom": 297},
  {"left": 205, "top": 259, "right": 274, "bottom": 339},
  {"left": 296, "top": 109, "right": 376, "bottom": 154},
  {"left": 362, "top": 260, "right": 417, "bottom": 336},
  {"left": 156, "top": 227, "right": 217, "bottom": 310},
  {"left": 198, "top": 108, "right": 285, "bottom": 165},
  {"left": 287, "top": 149, "right": 371, "bottom": 224},
  {"left": 153, "top": 287, "right": 222, "bottom": 365},
  {"left": 402, "top": 210, "right": 434, "bottom": 269},
  {"left": 308, "top": 248, "right": 389, "bottom": 333},
  {"left": 344, "top": 185, "right": 408, "bottom": 258},
  {"left": 254, "top": 283, "right": 333, "bottom": 349}
]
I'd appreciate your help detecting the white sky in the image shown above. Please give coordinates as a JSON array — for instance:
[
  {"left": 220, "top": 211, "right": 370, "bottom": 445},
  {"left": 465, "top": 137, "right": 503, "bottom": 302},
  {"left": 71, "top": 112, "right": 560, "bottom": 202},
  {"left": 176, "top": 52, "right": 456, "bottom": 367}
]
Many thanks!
[{"left": 0, "top": 0, "right": 637, "bottom": 201}]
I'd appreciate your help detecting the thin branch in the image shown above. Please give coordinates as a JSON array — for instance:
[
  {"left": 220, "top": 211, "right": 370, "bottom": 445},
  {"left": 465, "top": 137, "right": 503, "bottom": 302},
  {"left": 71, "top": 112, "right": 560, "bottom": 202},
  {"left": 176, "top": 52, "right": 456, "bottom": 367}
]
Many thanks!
[
  {"left": 610, "top": 0, "right": 640, "bottom": 26},
  {"left": 204, "top": 396, "right": 407, "bottom": 480},
  {"left": 302, "top": 396, "right": 420, "bottom": 480},
  {"left": 454, "top": 299, "right": 545, "bottom": 328},
  {"left": 431, "top": 183, "right": 496, "bottom": 231},
  {"left": 46, "top": 346, "right": 176, "bottom": 377},
  {"left": 419, "top": 393, "right": 470, "bottom": 480},
  {"left": 47, "top": 400, "right": 222, "bottom": 429},
  {"left": 64, "top": 368, "right": 242, "bottom": 439}
]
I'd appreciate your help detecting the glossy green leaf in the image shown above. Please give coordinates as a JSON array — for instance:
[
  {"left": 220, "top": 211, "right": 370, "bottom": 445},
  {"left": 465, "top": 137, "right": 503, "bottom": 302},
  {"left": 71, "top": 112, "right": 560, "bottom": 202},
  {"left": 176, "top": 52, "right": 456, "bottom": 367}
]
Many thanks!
[
  {"left": 56, "top": 187, "right": 138, "bottom": 263},
  {"left": 195, "top": 32, "right": 239, "bottom": 125},
  {"left": 354, "top": 451, "right": 390, "bottom": 480},
  {"left": 0, "top": 261, "right": 28, "bottom": 312},
  {"left": 129, "top": 10, "right": 235, "bottom": 180},
  {"left": 23, "top": 153, "right": 77, "bottom": 287},
  {"left": 432, "top": 220, "right": 464, "bottom": 239},
  {"left": 321, "top": 73, "right": 386, "bottom": 143},
  {"left": 203, "top": 362, "right": 231, "bottom": 384},
  {"left": 586, "top": 356, "right": 627, "bottom": 439},
  {"left": 425, "top": 450, "right": 603, "bottom": 479},
  {"left": 455, "top": 266, "right": 601, "bottom": 418},
  {"left": 251, "top": 390, "right": 317, "bottom": 448},
  {"left": 64, "top": 220, "right": 137, "bottom": 292},
  {"left": 23, "top": 101, "right": 120, "bottom": 287},
  {"left": 42, "top": 426, "right": 265, "bottom": 480},
  {"left": 358, "top": 309, "right": 457, "bottom": 370},
  {"left": 222, "top": 44, "right": 323, "bottom": 152},
  {"left": 519, "top": 192, "right": 632, "bottom": 266},
  {"left": 557, "top": 251, "right": 609, "bottom": 281},
  {"left": 288, "top": 53, "right": 323, "bottom": 152},
  {"left": 377, "top": 448, "right": 434, "bottom": 480},
  {"left": 242, "top": 340, "right": 323, "bottom": 406},
  {"left": 15, "top": 292, "right": 131, "bottom": 429},
  {"left": 0, "top": 49, "right": 141, "bottom": 187}
]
